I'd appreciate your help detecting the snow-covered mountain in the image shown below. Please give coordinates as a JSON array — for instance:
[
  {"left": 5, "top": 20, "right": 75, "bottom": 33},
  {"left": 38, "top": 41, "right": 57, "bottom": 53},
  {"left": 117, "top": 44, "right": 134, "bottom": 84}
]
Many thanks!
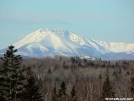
[{"left": 0, "top": 28, "right": 134, "bottom": 60}]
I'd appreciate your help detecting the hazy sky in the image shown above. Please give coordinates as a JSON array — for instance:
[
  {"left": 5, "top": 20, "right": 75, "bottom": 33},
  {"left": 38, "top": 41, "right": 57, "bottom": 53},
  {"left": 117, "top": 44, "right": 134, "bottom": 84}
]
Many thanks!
[{"left": 0, "top": 0, "right": 134, "bottom": 49}]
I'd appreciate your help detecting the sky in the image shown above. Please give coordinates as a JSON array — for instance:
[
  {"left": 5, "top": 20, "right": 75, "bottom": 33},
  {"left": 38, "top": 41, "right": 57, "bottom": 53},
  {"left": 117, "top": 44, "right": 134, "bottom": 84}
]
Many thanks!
[{"left": 0, "top": 0, "right": 134, "bottom": 49}]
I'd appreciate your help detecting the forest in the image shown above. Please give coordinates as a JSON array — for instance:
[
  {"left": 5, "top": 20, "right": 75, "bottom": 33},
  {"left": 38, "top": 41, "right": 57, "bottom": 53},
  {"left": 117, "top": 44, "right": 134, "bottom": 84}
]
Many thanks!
[{"left": 0, "top": 45, "right": 134, "bottom": 101}]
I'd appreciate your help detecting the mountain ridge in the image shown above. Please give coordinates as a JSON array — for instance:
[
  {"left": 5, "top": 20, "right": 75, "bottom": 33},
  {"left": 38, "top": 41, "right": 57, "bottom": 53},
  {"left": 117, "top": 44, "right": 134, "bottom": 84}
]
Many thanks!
[{"left": 0, "top": 28, "right": 134, "bottom": 60}]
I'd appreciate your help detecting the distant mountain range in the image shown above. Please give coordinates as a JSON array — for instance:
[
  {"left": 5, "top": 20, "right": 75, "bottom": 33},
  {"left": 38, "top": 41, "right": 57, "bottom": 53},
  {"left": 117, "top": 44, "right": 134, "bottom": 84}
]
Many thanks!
[{"left": 0, "top": 28, "right": 134, "bottom": 60}]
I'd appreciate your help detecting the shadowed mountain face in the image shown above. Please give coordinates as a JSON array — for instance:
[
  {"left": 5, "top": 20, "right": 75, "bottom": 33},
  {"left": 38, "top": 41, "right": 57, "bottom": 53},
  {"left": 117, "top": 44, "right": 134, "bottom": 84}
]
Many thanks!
[{"left": 0, "top": 28, "right": 134, "bottom": 60}]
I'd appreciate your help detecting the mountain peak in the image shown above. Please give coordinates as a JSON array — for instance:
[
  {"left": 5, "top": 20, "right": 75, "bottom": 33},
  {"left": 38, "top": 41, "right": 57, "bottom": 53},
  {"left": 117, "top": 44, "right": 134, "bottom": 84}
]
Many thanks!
[
  {"left": 13, "top": 28, "right": 75, "bottom": 49},
  {"left": 36, "top": 28, "right": 69, "bottom": 34}
]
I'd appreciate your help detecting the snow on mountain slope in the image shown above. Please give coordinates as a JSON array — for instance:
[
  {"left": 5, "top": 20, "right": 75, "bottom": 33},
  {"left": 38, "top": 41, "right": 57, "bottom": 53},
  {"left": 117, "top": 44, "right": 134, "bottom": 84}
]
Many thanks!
[
  {"left": 12, "top": 28, "right": 96, "bottom": 57},
  {"left": 1, "top": 28, "right": 134, "bottom": 60},
  {"left": 92, "top": 39, "right": 134, "bottom": 53}
]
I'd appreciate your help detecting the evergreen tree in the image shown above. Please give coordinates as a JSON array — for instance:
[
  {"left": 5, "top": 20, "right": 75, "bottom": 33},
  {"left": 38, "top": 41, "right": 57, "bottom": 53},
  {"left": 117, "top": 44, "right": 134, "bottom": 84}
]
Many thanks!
[
  {"left": 51, "top": 83, "right": 57, "bottom": 101},
  {"left": 69, "top": 86, "right": 77, "bottom": 101},
  {"left": 0, "top": 45, "right": 25, "bottom": 101},
  {"left": 58, "top": 81, "right": 67, "bottom": 97},
  {"left": 130, "top": 77, "right": 134, "bottom": 96},
  {"left": 99, "top": 74, "right": 102, "bottom": 81},
  {"left": 22, "top": 67, "right": 42, "bottom": 101},
  {"left": 47, "top": 67, "right": 52, "bottom": 74},
  {"left": 70, "top": 86, "right": 76, "bottom": 98},
  {"left": 101, "top": 75, "right": 115, "bottom": 100},
  {"left": 53, "top": 83, "right": 57, "bottom": 96}
]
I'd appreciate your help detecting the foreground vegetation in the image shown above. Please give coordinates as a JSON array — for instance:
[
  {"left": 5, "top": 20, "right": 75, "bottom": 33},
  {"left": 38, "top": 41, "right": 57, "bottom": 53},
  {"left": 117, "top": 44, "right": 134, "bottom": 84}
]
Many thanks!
[{"left": 0, "top": 45, "right": 134, "bottom": 101}]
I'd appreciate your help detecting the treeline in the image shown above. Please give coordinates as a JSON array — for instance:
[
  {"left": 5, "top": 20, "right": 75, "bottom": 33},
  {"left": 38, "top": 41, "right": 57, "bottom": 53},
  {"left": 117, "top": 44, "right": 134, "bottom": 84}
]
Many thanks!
[{"left": 0, "top": 45, "right": 134, "bottom": 101}]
